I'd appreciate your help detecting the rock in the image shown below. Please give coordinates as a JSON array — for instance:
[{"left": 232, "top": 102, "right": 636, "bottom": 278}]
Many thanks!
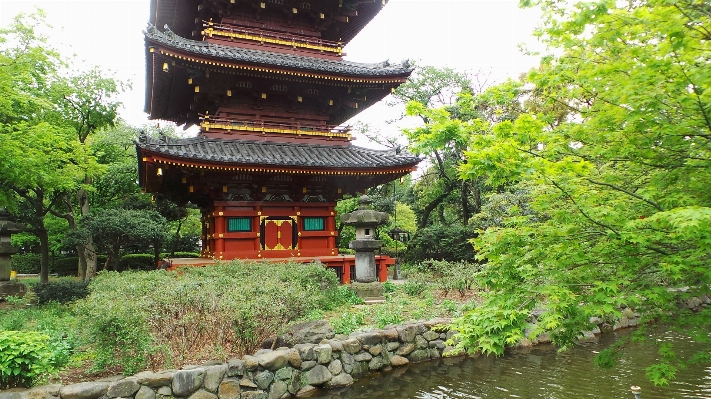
[
  {"left": 408, "top": 349, "right": 430, "bottom": 363},
  {"left": 239, "top": 379, "right": 258, "bottom": 388},
  {"left": 703, "top": 294, "right": 711, "bottom": 305},
  {"left": 446, "top": 330, "right": 457, "bottom": 341},
  {"left": 442, "top": 346, "right": 461, "bottom": 356},
  {"left": 327, "top": 359, "right": 343, "bottom": 375},
  {"left": 60, "top": 382, "right": 110, "bottom": 399},
  {"left": 107, "top": 378, "right": 140, "bottom": 398},
  {"left": 227, "top": 358, "right": 246, "bottom": 377},
  {"left": 315, "top": 344, "right": 332, "bottom": 364},
  {"left": 294, "top": 343, "right": 316, "bottom": 361},
  {"left": 157, "top": 387, "right": 172, "bottom": 396},
  {"left": 390, "top": 355, "right": 409, "bottom": 367},
  {"left": 385, "top": 342, "right": 400, "bottom": 352},
  {"left": 538, "top": 332, "right": 552, "bottom": 343},
  {"left": 243, "top": 355, "right": 259, "bottom": 371},
  {"left": 275, "top": 367, "right": 293, "bottom": 381},
  {"left": 429, "top": 340, "right": 445, "bottom": 350},
  {"left": 429, "top": 348, "right": 441, "bottom": 359},
  {"left": 173, "top": 368, "right": 205, "bottom": 397},
  {"left": 353, "top": 352, "right": 372, "bottom": 362},
  {"left": 188, "top": 390, "right": 217, "bottom": 399},
  {"left": 204, "top": 364, "right": 229, "bottom": 392},
  {"left": 622, "top": 307, "right": 636, "bottom": 319},
  {"left": 423, "top": 318, "right": 450, "bottom": 328},
  {"left": 135, "top": 386, "right": 156, "bottom": 399},
  {"left": 589, "top": 316, "right": 603, "bottom": 325},
  {"left": 341, "top": 352, "right": 355, "bottom": 374},
  {"left": 241, "top": 391, "right": 267, "bottom": 399},
  {"left": 351, "top": 361, "right": 370, "bottom": 376},
  {"left": 35, "top": 385, "right": 62, "bottom": 397},
  {"left": 254, "top": 349, "right": 272, "bottom": 356},
  {"left": 687, "top": 297, "right": 703, "bottom": 309},
  {"left": 381, "top": 329, "right": 399, "bottom": 341},
  {"left": 396, "top": 343, "right": 415, "bottom": 356},
  {"left": 135, "top": 371, "right": 174, "bottom": 388},
  {"left": 341, "top": 338, "right": 361, "bottom": 354},
  {"left": 22, "top": 388, "right": 49, "bottom": 399},
  {"left": 368, "top": 344, "right": 383, "bottom": 356},
  {"left": 295, "top": 385, "right": 317, "bottom": 397},
  {"left": 591, "top": 326, "right": 601, "bottom": 334},
  {"left": 415, "top": 335, "right": 429, "bottom": 349},
  {"left": 352, "top": 332, "right": 382, "bottom": 347},
  {"left": 325, "top": 373, "right": 354, "bottom": 388},
  {"left": 254, "top": 370, "right": 275, "bottom": 390},
  {"left": 285, "top": 348, "right": 302, "bottom": 369},
  {"left": 218, "top": 380, "right": 241, "bottom": 399},
  {"left": 280, "top": 320, "right": 334, "bottom": 346},
  {"left": 307, "top": 365, "right": 332, "bottom": 386},
  {"left": 300, "top": 360, "right": 317, "bottom": 370},
  {"left": 579, "top": 331, "right": 596, "bottom": 342},
  {"left": 440, "top": 333, "right": 447, "bottom": 340},
  {"left": 257, "top": 350, "right": 289, "bottom": 371},
  {"left": 287, "top": 371, "right": 303, "bottom": 395},
  {"left": 423, "top": 331, "right": 440, "bottom": 341},
  {"left": 0, "top": 392, "right": 21, "bottom": 399},
  {"left": 268, "top": 381, "right": 287, "bottom": 399},
  {"left": 628, "top": 318, "right": 639, "bottom": 327},
  {"left": 203, "top": 360, "right": 224, "bottom": 366},
  {"left": 368, "top": 356, "right": 385, "bottom": 370},
  {"left": 613, "top": 316, "right": 629, "bottom": 331},
  {"left": 324, "top": 339, "right": 343, "bottom": 352}
]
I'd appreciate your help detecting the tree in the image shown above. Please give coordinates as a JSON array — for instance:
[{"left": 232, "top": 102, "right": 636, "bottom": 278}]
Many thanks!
[
  {"left": 0, "top": 12, "right": 89, "bottom": 283},
  {"left": 454, "top": 0, "right": 711, "bottom": 385},
  {"left": 76, "top": 209, "right": 168, "bottom": 271}
]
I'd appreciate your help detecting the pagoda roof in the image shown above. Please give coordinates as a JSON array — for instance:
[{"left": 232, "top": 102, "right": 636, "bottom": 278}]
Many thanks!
[
  {"left": 146, "top": 26, "right": 413, "bottom": 77},
  {"left": 137, "top": 135, "right": 420, "bottom": 170}
]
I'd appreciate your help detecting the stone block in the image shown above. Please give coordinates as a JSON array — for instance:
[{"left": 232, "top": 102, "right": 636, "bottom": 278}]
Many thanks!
[
  {"left": 429, "top": 340, "right": 445, "bottom": 350},
  {"left": 295, "top": 385, "right": 316, "bottom": 397},
  {"left": 325, "top": 339, "right": 343, "bottom": 352},
  {"left": 268, "top": 381, "right": 287, "bottom": 399},
  {"left": 172, "top": 368, "right": 205, "bottom": 397},
  {"left": 286, "top": 348, "right": 301, "bottom": 368},
  {"left": 306, "top": 365, "right": 332, "bottom": 386},
  {"left": 294, "top": 344, "right": 316, "bottom": 361},
  {"left": 353, "top": 352, "right": 372, "bottom": 362},
  {"left": 390, "top": 355, "right": 409, "bottom": 367},
  {"left": 227, "top": 358, "right": 245, "bottom": 377},
  {"left": 59, "top": 382, "right": 109, "bottom": 399},
  {"left": 408, "top": 349, "right": 430, "bottom": 363},
  {"left": 368, "top": 356, "right": 385, "bottom": 370},
  {"left": 241, "top": 391, "right": 267, "bottom": 399},
  {"left": 352, "top": 331, "right": 382, "bottom": 347},
  {"left": 396, "top": 343, "right": 415, "bottom": 356},
  {"left": 156, "top": 387, "right": 172, "bottom": 396},
  {"left": 327, "top": 359, "right": 342, "bottom": 375},
  {"left": 300, "top": 360, "right": 317, "bottom": 371},
  {"left": 243, "top": 355, "right": 259, "bottom": 371},
  {"left": 217, "top": 380, "right": 240, "bottom": 399},
  {"left": 340, "top": 352, "right": 355, "bottom": 374},
  {"left": 368, "top": 344, "right": 383, "bottom": 356},
  {"left": 203, "top": 364, "right": 228, "bottom": 392},
  {"left": 107, "top": 378, "right": 140, "bottom": 398},
  {"left": 325, "top": 373, "right": 353, "bottom": 388},
  {"left": 135, "top": 386, "right": 155, "bottom": 399},
  {"left": 274, "top": 367, "right": 293, "bottom": 381},
  {"left": 351, "top": 361, "right": 370, "bottom": 376},
  {"left": 257, "top": 350, "right": 288, "bottom": 371},
  {"left": 381, "top": 329, "right": 399, "bottom": 341},
  {"left": 315, "top": 344, "right": 332, "bottom": 364},
  {"left": 239, "top": 379, "right": 258, "bottom": 389},
  {"left": 385, "top": 342, "right": 400, "bottom": 352},
  {"left": 423, "top": 331, "right": 440, "bottom": 341},
  {"left": 188, "top": 390, "right": 216, "bottom": 399},
  {"left": 396, "top": 325, "right": 418, "bottom": 343},
  {"left": 287, "top": 371, "right": 302, "bottom": 395},
  {"left": 253, "top": 370, "right": 274, "bottom": 390},
  {"left": 341, "top": 338, "right": 361, "bottom": 354},
  {"left": 429, "top": 348, "right": 441, "bottom": 359},
  {"left": 415, "top": 335, "right": 428, "bottom": 349}
]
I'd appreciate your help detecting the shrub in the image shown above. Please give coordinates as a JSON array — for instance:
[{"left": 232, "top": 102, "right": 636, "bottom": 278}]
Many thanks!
[
  {"left": 330, "top": 311, "right": 366, "bottom": 335},
  {"left": 404, "top": 224, "right": 478, "bottom": 263},
  {"left": 10, "top": 253, "right": 41, "bottom": 274},
  {"left": 52, "top": 256, "right": 108, "bottom": 276},
  {"left": 32, "top": 280, "right": 90, "bottom": 304},
  {"left": 0, "top": 331, "right": 55, "bottom": 389},
  {"left": 159, "top": 251, "right": 201, "bottom": 258},
  {"left": 402, "top": 272, "right": 431, "bottom": 297},
  {"left": 118, "top": 253, "right": 156, "bottom": 271},
  {"left": 321, "top": 285, "right": 363, "bottom": 310},
  {"left": 76, "top": 261, "right": 341, "bottom": 373}
]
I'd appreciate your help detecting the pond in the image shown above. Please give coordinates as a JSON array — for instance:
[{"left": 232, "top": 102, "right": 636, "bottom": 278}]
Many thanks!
[{"left": 309, "top": 329, "right": 711, "bottom": 399}]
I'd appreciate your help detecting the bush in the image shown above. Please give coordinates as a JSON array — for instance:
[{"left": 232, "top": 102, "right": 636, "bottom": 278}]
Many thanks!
[
  {"left": 159, "top": 251, "right": 200, "bottom": 258},
  {"left": 52, "top": 256, "right": 108, "bottom": 276},
  {"left": 10, "top": 253, "right": 41, "bottom": 274},
  {"left": 32, "top": 280, "right": 90, "bottom": 304},
  {"left": 0, "top": 331, "right": 56, "bottom": 389},
  {"left": 404, "top": 224, "right": 478, "bottom": 263},
  {"left": 118, "top": 253, "right": 156, "bottom": 271},
  {"left": 408, "top": 259, "right": 481, "bottom": 297},
  {"left": 330, "top": 311, "right": 366, "bottom": 335},
  {"left": 402, "top": 272, "right": 430, "bottom": 297},
  {"left": 75, "top": 261, "right": 341, "bottom": 373}
]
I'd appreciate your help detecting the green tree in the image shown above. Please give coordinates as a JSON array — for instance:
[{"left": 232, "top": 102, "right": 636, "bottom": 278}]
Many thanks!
[{"left": 454, "top": 0, "right": 711, "bottom": 385}]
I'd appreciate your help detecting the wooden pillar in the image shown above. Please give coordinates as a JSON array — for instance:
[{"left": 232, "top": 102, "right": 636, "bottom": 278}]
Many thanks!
[
  {"left": 378, "top": 257, "right": 388, "bottom": 282},
  {"left": 327, "top": 206, "right": 337, "bottom": 252},
  {"left": 342, "top": 258, "right": 351, "bottom": 284},
  {"left": 214, "top": 205, "right": 225, "bottom": 259}
]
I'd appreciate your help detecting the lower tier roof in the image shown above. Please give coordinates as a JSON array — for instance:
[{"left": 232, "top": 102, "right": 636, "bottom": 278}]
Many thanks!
[{"left": 136, "top": 134, "right": 421, "bottom": 170}]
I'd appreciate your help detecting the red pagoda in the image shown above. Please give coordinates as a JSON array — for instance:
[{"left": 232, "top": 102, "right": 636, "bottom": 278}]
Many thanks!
[{"left": 136, "top": 0, "right": 419, "bottom": 282}]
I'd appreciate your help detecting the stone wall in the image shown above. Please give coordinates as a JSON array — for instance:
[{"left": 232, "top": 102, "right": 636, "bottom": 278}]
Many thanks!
[{"left": 3, "top": 319, "right": 459, "bottom": 399}]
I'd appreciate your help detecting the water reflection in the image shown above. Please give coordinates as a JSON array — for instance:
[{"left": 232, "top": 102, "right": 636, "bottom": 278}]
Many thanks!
[{"left": 308, "top": 330, "right": 711, "bottom": 399}]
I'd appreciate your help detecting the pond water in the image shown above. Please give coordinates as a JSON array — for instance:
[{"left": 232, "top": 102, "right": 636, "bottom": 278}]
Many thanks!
[{"left": 309, "top": 329, "right": 711, "bottom": 399}]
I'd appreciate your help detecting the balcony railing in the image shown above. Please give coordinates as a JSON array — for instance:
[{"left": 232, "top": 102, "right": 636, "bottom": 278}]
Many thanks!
[
  {"left": 199, "top": 115, "right": 351, "bottom": 139},
  {"left": 202, "top": 21, "right": 342, "bottom": 55}
]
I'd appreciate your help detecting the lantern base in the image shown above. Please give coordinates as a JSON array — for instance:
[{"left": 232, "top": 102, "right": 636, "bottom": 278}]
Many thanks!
[{"left": 0, "top": 280, "right": 27, "bottom": 299}]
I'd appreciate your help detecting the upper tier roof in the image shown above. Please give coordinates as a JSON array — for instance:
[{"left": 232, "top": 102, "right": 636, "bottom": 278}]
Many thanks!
[
  {"left": 146, "top": 25, "right": 412, "bottom": 77},
  {"left": 150, "top": 0, "right": 389, "bottom": 46},
  {"left": 136, "top": 134, "right": 421, "bottom": 169}
]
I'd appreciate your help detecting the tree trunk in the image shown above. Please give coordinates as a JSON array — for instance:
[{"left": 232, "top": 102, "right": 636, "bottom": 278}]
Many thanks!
[
  {"left": 62, "top": 198, "right": 87, "bottom": 279},
  {"left": 170, "top": 216, "right": 185, "bottom": 256},
  {"left": 417, "top": 181, "right": 456, "bottom": 230},
  {"left": 78, "top": 184, "right": 97, "bottom": 279},
  {"left": 37, "top": 226, "right": 50, "bottom": 284}
]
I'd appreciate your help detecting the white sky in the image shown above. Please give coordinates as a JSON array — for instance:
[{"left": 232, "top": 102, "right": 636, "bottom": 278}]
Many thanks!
[{"left": 0, "top": 0, "right": 542, "bottom": 146}]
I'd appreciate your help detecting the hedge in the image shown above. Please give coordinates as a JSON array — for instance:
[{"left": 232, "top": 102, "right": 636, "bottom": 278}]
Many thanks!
[
  {"left": 52, "top": 256, "right": 109, "bottom": 276},
  {"left": 10, "top": 253, "right": 41, "bottom": 274}
]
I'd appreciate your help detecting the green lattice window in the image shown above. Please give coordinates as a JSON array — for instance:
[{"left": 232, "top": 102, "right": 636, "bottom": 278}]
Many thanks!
[
  {"left": 303, "top": 217, "right": 325, "bottom": 231},
  {"left": 227, "top": 217, "right": 251, "bottom": 232}
]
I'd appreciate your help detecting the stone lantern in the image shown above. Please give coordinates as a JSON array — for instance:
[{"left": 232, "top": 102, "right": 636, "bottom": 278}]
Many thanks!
[
  {"left": 340, "top": 195, "right": 389, "bottom": 299},
  {"left": 0, "top": 209, "right": 27, "bottom": 299}
]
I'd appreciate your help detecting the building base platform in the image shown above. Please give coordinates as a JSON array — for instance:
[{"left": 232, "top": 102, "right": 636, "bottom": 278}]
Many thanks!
[{"left": 164, "top": 255, "right": 395, "bottom": 284}]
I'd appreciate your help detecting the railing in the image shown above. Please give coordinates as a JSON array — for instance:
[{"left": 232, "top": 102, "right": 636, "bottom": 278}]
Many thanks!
[
  {"left": 199, "top": 115, "right": 351, "bottom": 139},
  {"left": 202, "top": 21, "right": 342, "bottom": 54}
]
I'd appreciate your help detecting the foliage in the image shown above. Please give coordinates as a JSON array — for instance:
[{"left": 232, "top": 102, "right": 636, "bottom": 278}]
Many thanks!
[
  {"left": 404, "top": 224, "right": 477, "bottom": 263},
  {"left": 52, "top": 255, "right": 108, "bottom": 276},
  {"left": 330, "top": 311, "right": 366, "bottom": 335},
  {"left": 401, "top": 273, "right": 431, "bottom": 297},
  {"left": 75, "top": 261, "right": 341, "bottom": 373},
  {"left": 412, "top": 259, "right": 480, "bottom": 297},
  {"left": 32, "top": 280, "right": 90, "bottom": 304},
  {"left": 322, "top": 285, "right": 363, "bottom": 309},
  {"left": 118, "top": 254, "right": 156, "bottom": 271},
  {"left": 159, "top": 251, "right": 201, "bottom": 259},
  {"left": 11, "top": 253, "right": 41, "bottom": 274},
  {"left": 0, "top": 331, "right": 56, "bottom": 389},
  {"left": 450, "top": 0, "right": 711, "bottom": 385}
]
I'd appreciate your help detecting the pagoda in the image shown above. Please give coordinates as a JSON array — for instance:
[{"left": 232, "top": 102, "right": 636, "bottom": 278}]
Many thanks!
[{"left": 136, "top": 0, "right": 419, "bottom": 282}]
